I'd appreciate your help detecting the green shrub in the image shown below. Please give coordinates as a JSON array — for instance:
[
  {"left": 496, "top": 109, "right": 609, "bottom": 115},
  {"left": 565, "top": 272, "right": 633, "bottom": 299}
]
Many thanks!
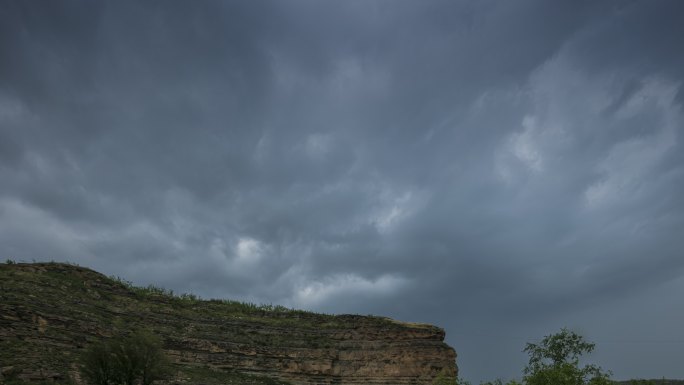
[{"left": 80, "top": 330, "right": 170, "bottom": 385}]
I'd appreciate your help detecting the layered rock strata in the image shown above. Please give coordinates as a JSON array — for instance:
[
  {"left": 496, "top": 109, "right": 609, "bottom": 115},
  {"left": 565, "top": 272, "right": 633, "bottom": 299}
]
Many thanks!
[{"left": 0, "top": 263, "right": 457, "bottom": 385}]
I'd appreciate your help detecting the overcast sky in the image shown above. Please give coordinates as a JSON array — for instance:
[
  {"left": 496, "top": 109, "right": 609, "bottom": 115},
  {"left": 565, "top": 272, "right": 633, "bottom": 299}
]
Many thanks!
[{"left": 2, "top": 0, "right": 684, "bottom": 382}]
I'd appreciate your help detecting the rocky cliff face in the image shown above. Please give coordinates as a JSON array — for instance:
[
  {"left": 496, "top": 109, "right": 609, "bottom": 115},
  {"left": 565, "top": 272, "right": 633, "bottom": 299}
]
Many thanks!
[{"left": 0, "top": 262, "right": 457, "bottom": 385}]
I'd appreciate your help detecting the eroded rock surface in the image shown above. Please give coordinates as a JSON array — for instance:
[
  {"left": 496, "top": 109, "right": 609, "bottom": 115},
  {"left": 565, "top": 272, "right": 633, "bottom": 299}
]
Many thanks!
[{"left": 0, "top": 263, "right": 457, "bottom": 385}]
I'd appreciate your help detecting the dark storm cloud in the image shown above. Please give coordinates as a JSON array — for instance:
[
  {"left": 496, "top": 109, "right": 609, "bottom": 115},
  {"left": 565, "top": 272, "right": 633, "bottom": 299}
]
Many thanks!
[{"left": 2, "top": 0, "right": 684, "bottom": 382}]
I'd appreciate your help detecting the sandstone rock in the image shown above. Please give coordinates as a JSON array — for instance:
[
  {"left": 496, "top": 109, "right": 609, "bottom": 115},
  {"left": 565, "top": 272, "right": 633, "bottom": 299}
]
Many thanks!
[{"left": 0, "top": 263, "right": 458, "bottom": 385}]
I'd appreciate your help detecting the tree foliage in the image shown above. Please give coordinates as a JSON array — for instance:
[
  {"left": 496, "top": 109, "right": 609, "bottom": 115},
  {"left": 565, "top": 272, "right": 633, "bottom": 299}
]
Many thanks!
[
  {"left": 81, "top": 342, "right": 116, "bottom": 385},
  {"left": 522, "top": 328, "right": 611, "bottom": 385},
  {"left": 480, "top": 380, "right": 522, "bottom": 385},
  {"left": 80, "top": 330, "right": 170, "bottom": 385},
  {"left": 439, "top": 328, "right": 612, "bottom": 385}
]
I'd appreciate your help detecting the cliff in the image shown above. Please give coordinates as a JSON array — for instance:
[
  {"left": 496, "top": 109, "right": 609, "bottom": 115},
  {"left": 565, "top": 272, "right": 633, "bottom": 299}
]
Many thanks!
[{"left": 0, "top": 262, "right": 457, "bottom": 385}]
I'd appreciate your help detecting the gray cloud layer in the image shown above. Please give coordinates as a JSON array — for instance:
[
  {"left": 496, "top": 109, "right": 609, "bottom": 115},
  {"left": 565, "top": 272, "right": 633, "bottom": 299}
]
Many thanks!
[{"left": 2, "top": 0, "right": 684, "bottom": 382}]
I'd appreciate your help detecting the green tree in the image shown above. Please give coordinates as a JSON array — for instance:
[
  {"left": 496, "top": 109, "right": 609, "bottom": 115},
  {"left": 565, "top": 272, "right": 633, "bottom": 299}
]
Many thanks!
[
  {"left": 522, "top": 328, "right": 611, "bottom": 385},
  {"left": 129, "top": 330, "right": 169, "bottom": 385},
  {"left": 81, "top": 341, "right": 116, "bottom": 385}
]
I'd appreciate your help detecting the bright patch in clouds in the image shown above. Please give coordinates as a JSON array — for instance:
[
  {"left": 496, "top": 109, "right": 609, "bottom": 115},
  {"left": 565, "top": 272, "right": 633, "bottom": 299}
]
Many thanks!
[
  {"left": 373, "top": 191, "right": 418, "bottom": 233},
  {"left": 510, "top": 116, "right": 544, "bottom": 173},
  {"left": 236, "top": 237, "right": 263, "bottom": 261},
  {"left": 304, "top": 133, "right": 333, "bottom": 159},
  {"left": 293, "top": 273, "right": 408, "bottom": 308}
]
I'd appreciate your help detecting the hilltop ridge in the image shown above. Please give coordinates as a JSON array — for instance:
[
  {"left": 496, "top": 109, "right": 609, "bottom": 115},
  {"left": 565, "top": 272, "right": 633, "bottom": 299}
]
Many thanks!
[{"left": 0, "top": 262, "right": 457, "bottom": 385}]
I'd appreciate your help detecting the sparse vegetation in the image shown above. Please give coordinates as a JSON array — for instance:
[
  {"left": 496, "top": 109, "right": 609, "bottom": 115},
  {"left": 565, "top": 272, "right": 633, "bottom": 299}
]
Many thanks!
[
  {"left": 431, "top": 371, "right": 462, "bottom": 385},
  {"left": 107, "top": 274, "right": 320, "bottom": 317}
]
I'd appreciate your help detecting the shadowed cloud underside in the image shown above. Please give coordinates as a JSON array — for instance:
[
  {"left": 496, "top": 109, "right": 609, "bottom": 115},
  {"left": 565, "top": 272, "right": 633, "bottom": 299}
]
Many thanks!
[{"left": 1, "top": 0, "right": 684, "bottom": 382}]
